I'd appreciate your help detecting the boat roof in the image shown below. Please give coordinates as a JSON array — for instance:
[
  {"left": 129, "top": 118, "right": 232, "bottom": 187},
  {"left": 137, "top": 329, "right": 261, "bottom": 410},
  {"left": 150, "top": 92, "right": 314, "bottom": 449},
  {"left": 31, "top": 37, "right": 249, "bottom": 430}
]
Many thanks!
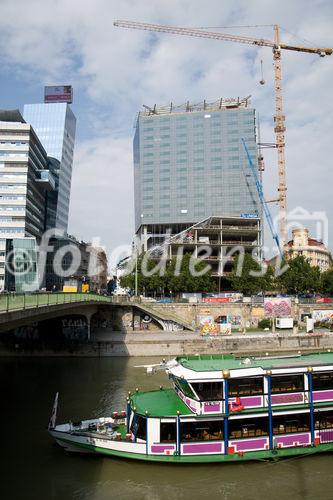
[
  {"left": 167, "top": 352, "right": 333, "bottom": 380},
  {"left": 177, "top": 352, "right": 333, "bottom": 371},
  {"left": 130, "top": 389, "right": 193, "bottom": 417}
]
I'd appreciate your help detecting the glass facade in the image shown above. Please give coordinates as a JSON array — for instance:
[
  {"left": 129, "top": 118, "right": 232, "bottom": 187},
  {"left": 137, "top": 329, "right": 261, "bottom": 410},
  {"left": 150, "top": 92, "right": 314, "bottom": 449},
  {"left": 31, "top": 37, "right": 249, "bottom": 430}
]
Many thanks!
[
  {"left": 134, "top": 106, "right": 260, "bottom": 231},
  {"left": 5, "top": 238, "right": 38, "bottom": 292},
  {"left": 23, "top": 103, "right": 76, "bottom": 231}
]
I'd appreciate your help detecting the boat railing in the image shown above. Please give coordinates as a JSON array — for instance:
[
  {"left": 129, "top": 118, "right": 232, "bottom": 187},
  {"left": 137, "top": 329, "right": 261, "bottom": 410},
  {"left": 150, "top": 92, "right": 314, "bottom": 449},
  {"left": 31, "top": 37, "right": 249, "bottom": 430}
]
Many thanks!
[{"left": 180, "top": 387, "right": 333, "bottom": 415}]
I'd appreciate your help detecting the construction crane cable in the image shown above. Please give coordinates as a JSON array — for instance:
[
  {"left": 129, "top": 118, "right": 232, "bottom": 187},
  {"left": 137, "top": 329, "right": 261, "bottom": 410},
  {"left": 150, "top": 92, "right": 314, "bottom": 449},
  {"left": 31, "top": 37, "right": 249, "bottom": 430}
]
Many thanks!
[{"left": 280, "top": 26, "right": 321, "bottom": 48}]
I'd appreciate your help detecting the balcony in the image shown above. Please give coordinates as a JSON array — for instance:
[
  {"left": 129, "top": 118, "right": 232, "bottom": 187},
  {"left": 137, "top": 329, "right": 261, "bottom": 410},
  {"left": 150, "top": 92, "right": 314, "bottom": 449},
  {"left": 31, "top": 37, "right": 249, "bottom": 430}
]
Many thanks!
[{"left": 35, "top": 170, "right": 56, "bottom": 191}]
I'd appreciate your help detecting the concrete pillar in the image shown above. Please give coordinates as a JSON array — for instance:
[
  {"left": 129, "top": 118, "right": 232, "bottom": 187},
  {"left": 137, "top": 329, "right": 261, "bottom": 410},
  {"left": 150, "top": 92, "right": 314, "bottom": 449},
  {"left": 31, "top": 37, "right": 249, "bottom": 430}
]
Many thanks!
[
  {"left": 87, "top": 316, "right": 91, "bottom": 341},
  {"left": 143, "top": 225, "right": 148, "bottom": 252}
]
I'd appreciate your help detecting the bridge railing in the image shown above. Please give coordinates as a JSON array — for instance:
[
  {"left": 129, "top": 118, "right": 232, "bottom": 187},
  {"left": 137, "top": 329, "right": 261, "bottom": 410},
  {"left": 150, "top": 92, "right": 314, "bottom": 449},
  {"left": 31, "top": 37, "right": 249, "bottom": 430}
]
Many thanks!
[{"left": 0, "top": 292, "right": 112, "bottom": 313}]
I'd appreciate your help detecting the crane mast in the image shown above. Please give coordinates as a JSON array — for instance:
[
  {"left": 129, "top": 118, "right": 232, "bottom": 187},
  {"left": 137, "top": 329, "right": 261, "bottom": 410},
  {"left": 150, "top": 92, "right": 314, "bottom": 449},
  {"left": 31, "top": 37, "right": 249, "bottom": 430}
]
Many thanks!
[
  {"left": 114, "top": 20, "right": 332, "bottom": 249},
  {"left": 273, "top": 25, "right": 287, "bottom": 249}
]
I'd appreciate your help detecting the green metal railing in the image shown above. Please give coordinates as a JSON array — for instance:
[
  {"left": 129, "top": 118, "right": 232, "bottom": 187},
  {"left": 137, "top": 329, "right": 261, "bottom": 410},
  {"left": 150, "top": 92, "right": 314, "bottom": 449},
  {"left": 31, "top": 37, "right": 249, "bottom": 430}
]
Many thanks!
[{"left": 0, "top": 292, "right": 113, "bottom": 313}]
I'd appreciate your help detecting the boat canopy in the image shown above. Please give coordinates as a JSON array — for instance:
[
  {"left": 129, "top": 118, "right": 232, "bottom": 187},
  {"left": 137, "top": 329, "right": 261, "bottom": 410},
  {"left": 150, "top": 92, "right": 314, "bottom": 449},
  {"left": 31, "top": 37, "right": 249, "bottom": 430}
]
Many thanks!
[
  {"left": 168, "top": 353, "right": 333, "bottom": 381},
  {"left": 130, "top": 389, "right": 193, "bottom": 417}
]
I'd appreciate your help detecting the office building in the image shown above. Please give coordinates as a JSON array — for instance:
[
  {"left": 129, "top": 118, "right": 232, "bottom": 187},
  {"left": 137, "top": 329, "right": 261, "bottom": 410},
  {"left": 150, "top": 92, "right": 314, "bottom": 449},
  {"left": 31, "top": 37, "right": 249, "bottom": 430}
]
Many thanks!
[
  {"left": 0, "top": 109, "right": 56, "bottom": 291},
  {"left": 133, "top": 98, "right": 262, "bottom": 282},
  {"left": 44, "top": 236, "right": 108, "bottom": 292},
  {"left": 23, "top": 102, "right": 76, "bottom": 232}
]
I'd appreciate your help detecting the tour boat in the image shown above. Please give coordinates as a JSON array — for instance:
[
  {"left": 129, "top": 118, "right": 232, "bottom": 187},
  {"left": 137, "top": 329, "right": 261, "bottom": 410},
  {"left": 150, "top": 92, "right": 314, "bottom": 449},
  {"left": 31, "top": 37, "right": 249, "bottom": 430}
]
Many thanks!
[{"left": 48, "top": 352, "right": 333, "bottom": 462}]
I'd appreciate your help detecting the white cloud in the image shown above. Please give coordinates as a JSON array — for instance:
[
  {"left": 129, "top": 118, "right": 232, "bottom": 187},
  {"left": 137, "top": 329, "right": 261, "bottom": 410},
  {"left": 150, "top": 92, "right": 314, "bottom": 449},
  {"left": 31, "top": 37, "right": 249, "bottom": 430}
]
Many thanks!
[{"left": 0, "top": 0, "right": 332, "bottom": 257}]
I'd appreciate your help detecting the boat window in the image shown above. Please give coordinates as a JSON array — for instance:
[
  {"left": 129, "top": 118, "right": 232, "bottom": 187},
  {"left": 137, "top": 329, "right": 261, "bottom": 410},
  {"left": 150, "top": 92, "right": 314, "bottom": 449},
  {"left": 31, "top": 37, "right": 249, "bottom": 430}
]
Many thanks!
[
  {"left": 312, "top": 372, "right": 333, "bottom": 391},
  {"left": 160, "top": 422, "right": 176, "bottom": 442},
  {"left": 191, "top": 382, "right": 223, "bottom": 401},
  {"left": 228, "top": 416, "right": 268, "bottom": 439},
  {"left": 272, "top": 413, "right": 309, "bottom": 434},
  {"left": 271, "top": 374, "right": 304, "bottom": 393},
  {"left": 174, "top": 378, "right": 196, "bottom": 400},
  {"left": 316, "top": 410, "right": 333, "bottom": 430},
  {"left": 180, "top": 420, "right": 224, "bottom": 441},
  {"left": 228, "top": 377, "right": 263, "bottom": 397},
  {"left": 130, "top": 414, "right": 146, "bottom": 441}
]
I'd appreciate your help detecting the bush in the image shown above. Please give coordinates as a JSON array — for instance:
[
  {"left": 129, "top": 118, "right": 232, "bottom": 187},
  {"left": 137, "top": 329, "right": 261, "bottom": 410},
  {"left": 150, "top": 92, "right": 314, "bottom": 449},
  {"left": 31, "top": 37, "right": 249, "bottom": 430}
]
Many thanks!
[{"left": 258, "top": 318, "right": 272, "bottom": 329}]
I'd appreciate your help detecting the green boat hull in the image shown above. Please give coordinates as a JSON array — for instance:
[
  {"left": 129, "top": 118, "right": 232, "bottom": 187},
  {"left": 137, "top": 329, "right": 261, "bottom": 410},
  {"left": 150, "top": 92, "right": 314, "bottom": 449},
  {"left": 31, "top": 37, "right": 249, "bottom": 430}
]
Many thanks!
[{"left": 56, "top": 436, "right": 333, "bottom": 463}]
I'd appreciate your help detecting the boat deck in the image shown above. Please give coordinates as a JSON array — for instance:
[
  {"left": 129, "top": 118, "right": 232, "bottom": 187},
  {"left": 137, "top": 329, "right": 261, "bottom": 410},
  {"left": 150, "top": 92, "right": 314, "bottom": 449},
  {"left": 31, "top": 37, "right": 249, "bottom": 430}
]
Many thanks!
[
  {"left": 130, "top": 388, "right": 333, "bottom": 417},
  {"left": 177, "top": 352, "right": 333, "bottom": 372},
  {"left": 131, "top": 388, "right": 193, "bottom": 417}
]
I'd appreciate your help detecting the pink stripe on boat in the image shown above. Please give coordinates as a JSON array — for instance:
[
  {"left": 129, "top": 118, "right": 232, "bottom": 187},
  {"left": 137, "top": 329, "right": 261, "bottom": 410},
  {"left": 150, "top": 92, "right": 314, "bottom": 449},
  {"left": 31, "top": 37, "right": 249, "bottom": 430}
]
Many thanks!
[
  {"left": 182, "top": 442, "right": 223, "bottom": 454},
  {"left": 151, "top": 444, "right": 175, "bottom": 453}
]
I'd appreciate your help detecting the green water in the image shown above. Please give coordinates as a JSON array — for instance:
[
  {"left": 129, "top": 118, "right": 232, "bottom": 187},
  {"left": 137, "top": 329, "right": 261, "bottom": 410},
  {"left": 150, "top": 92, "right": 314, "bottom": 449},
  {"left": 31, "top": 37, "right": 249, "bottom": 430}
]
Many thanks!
[{"left": 1, "top": 357, "right": 333, "bottom": 500}]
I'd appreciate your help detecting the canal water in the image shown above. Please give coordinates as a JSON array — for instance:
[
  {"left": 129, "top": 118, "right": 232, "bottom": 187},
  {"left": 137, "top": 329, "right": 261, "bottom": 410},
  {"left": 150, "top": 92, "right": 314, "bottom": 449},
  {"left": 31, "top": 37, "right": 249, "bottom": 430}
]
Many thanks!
[{"left": 1, "top": 357, "right": 333, "bottom": 500}]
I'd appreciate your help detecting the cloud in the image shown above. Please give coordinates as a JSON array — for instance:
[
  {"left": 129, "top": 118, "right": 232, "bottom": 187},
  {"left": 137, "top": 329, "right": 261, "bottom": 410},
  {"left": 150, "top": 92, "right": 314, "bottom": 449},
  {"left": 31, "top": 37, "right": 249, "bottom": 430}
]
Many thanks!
[
  {"left": 68, "top": 135, "right": 134, "bottom": 265},
  {"left": 1, "top": 0, "right": 332, "bottom": 258}
]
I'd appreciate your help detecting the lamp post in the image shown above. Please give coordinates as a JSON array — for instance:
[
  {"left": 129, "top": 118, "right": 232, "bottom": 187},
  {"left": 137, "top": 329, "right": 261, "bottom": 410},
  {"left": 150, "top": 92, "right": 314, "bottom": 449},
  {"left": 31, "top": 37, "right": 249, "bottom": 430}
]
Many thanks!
[{"left": 135, "top": 250, "right": 138, "bottom": 298}]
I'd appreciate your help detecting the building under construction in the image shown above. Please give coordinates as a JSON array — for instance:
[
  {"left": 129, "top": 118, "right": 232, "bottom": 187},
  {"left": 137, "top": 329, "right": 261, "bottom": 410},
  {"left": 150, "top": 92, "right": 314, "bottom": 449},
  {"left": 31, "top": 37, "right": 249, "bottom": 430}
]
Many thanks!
[{"left": 133, "top": 97, "right": 262, "bottom": 284}]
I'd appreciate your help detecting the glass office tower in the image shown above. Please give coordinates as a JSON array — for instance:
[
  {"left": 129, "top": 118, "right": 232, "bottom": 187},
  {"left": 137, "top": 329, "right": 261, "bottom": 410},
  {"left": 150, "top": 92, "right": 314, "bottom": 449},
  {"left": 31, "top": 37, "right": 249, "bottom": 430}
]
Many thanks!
[
  {"left": 133, "top": 98, "right": 260, "bottom": 232},
  {"left": 23, "top": 103, "right": 76, "bottom": 232}
]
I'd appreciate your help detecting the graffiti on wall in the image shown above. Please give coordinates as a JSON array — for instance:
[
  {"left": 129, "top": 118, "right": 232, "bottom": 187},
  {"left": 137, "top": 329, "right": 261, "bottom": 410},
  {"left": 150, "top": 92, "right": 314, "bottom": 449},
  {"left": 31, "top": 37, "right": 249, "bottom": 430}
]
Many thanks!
[
  {"left": 227, "top": 314, "right": 242, "bottom": 326},
  {"left": 197, "top": 315, "right": 218, "bottom": 335},
  {"left": 264, "top": 298, "right": 292, "bottom": 317},
  {"left": 312, "top": 310, "right": 333, "bottom": 325}
]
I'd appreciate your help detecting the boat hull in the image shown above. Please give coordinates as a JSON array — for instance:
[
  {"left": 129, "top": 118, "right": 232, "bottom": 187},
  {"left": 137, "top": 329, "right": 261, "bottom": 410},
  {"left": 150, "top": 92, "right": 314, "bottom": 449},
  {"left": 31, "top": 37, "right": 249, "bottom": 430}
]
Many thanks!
[{"left": 50, "top": 430, "right": 333, "bottom": 463}]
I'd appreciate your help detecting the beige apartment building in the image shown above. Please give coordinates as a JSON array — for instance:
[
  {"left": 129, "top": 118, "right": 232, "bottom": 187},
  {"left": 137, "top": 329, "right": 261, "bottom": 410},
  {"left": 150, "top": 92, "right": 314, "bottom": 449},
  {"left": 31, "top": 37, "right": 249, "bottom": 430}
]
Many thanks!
[{"left": 285, "top": 228, "right": 332, "bottom": 272}]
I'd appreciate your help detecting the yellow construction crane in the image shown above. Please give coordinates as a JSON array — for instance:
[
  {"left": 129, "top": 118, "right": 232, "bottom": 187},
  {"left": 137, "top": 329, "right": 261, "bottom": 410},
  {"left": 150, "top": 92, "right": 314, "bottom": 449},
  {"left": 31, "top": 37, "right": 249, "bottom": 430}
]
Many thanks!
[{"left": 114, "top": 20, "right": 332, "bottom": 249}]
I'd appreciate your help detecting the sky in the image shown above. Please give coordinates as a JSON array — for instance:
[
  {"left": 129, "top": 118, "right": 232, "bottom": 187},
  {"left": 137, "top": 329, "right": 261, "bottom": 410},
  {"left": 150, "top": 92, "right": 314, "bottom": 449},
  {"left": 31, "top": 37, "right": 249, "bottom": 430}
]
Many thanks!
[{"left": 1, "top": 0, "right": 332, "bottom": 268}]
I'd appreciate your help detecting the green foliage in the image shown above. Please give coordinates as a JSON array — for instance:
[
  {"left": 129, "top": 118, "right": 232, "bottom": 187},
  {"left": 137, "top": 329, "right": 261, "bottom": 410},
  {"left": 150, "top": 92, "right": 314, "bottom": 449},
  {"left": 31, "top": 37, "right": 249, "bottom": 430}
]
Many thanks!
[
  {"left": 119, "top": 252, "right": 216, "bottom": 295},
  {"left": 258, "top": 318, "right": 272, "bottom": 329},
  {"left": 321, "top": 268, "right": 333, "bottom": 295},
  {"left": 278, "top": 255, "right": 321, "bottom": 295},
  {"left": 230, "top": 253, "right": 274, "bottom": 295}
]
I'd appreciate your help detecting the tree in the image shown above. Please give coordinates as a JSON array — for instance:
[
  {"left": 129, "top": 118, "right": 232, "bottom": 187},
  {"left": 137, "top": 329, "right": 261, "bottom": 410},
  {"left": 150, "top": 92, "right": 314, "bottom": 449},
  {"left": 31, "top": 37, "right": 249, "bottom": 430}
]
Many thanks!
[
  {"left": 230, "top": 253, "right": 272, "bottom": 295},
  {"left": 119, "top": 252, "right": 216, "bottom": 295},
  {"left": 321, "top": 268, "right": 333, "bottom": 295},
  {"left": 278, "top": 255, "right": 321, "bottom": 295},
  {"left": 166, "top": 253, "right": 215, "bottom": 293}
]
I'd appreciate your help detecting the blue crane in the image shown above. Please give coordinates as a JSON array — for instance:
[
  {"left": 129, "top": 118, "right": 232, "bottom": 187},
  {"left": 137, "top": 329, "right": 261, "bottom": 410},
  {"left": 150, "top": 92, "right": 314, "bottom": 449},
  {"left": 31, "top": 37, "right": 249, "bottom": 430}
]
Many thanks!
[{"left": 242, "top": 138, "right": 283, "bottom": 257}]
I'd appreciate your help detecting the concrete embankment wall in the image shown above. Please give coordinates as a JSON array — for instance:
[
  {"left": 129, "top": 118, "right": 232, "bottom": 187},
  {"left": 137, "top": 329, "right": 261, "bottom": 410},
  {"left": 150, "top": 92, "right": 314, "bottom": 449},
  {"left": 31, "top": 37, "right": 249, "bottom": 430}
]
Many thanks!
[{"left": 1, "top": 331, "right": 333, "bottom": 357}]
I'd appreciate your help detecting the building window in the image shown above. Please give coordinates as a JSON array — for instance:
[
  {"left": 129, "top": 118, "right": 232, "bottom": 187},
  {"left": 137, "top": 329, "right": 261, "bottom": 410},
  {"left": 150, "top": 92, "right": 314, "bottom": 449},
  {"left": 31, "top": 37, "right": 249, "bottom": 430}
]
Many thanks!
[
  {"left": 160, "top": 422, "right": 176, "bottom": 442},
  {"left": 191, "top": 382, "right": 223, "bottom": 401},
  {"left": 271, "top": 375, "right": 304, "bottom": 393},
  {"left": 130, "top": 414, "right": 147, "bottom": 441},
  {"left": 228, "top": 377, "right": 263, "bottom": 397},
  {"left": 317, "top": 410, "right": 333, "bottom": 430},
  {"left": 312, "top": 372, "right": 333, "bottom": 390},
  {"left": 180, "top": 420, "right": 223, "bottom": 441},
  {"left": 228, "top": 417, "right": 268, "bottom": 439},
  {"left": 174, "top": 377, "right": 196, "bottom": 399},
  {"left": 272, "top": 413, "right": 310, "bottom": 434}
]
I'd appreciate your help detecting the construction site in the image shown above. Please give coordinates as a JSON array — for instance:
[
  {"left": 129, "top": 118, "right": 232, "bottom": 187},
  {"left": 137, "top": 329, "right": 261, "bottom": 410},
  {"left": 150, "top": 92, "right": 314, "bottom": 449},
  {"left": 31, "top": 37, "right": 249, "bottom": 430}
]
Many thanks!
[{"left": 115, "top": 20, "right": 332, "bottom": 274}]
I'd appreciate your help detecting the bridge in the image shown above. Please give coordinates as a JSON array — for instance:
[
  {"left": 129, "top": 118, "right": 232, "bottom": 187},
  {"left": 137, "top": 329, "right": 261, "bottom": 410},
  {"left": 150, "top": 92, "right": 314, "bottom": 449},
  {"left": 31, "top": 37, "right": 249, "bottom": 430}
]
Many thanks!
[{"left": 0, "top": 293, "right": 194, "bottom": 336}]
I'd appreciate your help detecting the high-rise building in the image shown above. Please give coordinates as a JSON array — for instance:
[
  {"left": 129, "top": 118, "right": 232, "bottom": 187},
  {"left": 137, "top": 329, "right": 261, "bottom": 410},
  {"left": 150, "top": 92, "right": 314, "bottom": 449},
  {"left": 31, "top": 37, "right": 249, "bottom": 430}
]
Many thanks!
[
  {"left": 0, "top": 109, "right": 56, "bottom": 291},
  {"left": 23, "top": 102, "right": 76, "bottom": 232},
  {"left": 133, "top": 98, "right": 261, "bottom": 255}
]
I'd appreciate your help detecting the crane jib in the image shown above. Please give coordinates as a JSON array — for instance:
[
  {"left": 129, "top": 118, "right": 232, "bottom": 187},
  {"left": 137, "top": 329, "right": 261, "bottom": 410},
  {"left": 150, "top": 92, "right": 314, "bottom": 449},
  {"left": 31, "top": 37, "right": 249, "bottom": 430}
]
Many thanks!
[{"left": 114, "top": 19, "right": 331, "bottom": 248}]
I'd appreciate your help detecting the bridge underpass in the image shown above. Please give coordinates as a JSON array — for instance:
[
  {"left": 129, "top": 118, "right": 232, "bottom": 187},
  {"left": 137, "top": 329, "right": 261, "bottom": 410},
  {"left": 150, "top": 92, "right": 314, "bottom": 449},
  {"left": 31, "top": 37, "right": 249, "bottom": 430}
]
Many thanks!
[{"left": 0, "top": 293, "right": 192, "bottom": 342}]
